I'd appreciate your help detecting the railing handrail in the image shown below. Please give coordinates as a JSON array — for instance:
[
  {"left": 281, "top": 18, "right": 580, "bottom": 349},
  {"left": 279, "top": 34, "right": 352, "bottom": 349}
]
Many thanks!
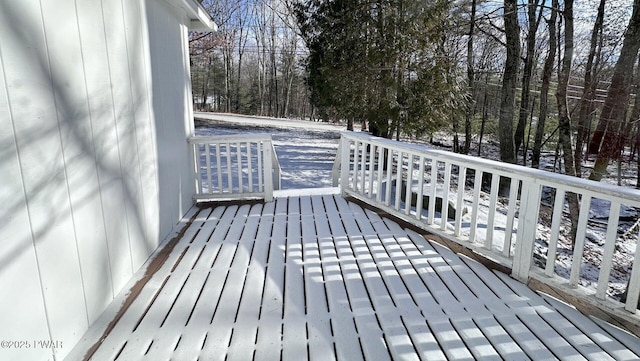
[
  {"left": 188, "top": 133, "right": 273, "bottom": 144},
  {"left": 340, "top": 132, "right": 640, "bottom": 204}
]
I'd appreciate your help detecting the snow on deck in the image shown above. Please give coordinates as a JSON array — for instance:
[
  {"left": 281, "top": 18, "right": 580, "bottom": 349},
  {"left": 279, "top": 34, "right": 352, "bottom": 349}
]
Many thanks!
[{"left": 76, "top": 193, "right": 640, "bottom": 361}]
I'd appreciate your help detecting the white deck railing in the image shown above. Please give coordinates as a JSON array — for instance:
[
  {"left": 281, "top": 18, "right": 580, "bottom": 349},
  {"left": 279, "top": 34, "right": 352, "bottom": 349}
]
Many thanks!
[
  {"left": 334, "top": 131, "right": 640, "bottom": 322},
  {"left": 188, "top": 134, "right": 281, "bottom": 202}
]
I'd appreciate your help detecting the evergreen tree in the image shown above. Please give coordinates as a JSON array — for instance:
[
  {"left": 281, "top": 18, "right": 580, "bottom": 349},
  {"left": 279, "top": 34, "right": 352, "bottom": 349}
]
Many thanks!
[{"left": 295, "top": 0, "right": 466, "bottom": 138}]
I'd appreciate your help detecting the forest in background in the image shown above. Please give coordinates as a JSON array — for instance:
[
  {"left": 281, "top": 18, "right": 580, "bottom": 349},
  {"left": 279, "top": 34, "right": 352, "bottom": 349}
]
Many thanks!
[{"left": 190, "top": 0, "right": 640, "bottom": 189}]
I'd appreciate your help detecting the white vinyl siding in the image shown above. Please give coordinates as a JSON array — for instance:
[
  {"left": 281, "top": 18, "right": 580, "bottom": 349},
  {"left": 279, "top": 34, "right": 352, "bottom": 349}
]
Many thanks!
[{"left": 0, "top": 0, "right": 200, "bottom": 359}]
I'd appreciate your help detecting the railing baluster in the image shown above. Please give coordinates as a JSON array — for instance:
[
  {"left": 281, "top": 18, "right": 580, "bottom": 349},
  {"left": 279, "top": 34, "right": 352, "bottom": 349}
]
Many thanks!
[
  {"left": 427, "top": 159, "right": 437, "bottom": 225},
  {"left": 385, "top": 148, "right": 393, "bottom": 206},
  {"left": 545, "top": 188, "right": 566, "bottom": 276},
  {"left": 353, "top": 141, "right": 360, "bottom": 192},
  {"left": 205, "top": 144, "right": 212, "bottom": 194},
  {"left": 469, "top": 169, "right": 483, "bottom": 243},
  {"left": 360, "top": 141, "right": 367, "bottom": 193},
  {"left": 226, "top": 142, "right": 232, "bottom": 193},
  {"left": 404, "top": 153, "right": 413, "bottom": 215},
  {"left": 415, "top": 156, "right": 425, "bottom": 221},
  {"left": 395, "top": 151, "right": 403, "bottom": 210},
  {"left": 236, "top": 142, "right": 243, "bottom": 192},
  {"left": 454, "top": 166, "right": 467, "bottom": 237},
  {"left": 503, "top": 178, "right": 519, "bottom": 257},
  {"left": 485, "top": 174, "right": 500, "bottom": 250},
  {"left": 441, "top": 162, "right": 451, "bottom": 231},
  {"left": 569, "top": 194, "right": 592, "bottom": 288},
  {"left": 215, "top": 143, "right": 222, "bottom": 194},
  {"left": 596, "top": 201, "right": 621, "bottom": 299},
  {"left": 247, "top": 141, "right": 253, "bottom": 192},
  {"left": 368, "top": 144, "right": 376, "bottom": 198},
  {"left": 376, "top": 145, "right": 384, "bottom": 202},
  {"left": 257, "top": 141, "right": 263, "bottom": 192}
]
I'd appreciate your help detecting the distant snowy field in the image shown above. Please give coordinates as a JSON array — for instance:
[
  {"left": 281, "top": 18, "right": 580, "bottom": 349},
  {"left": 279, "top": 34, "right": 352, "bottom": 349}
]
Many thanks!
[{"left": 195, "top": 113, "right": 638, "bottom": 302}]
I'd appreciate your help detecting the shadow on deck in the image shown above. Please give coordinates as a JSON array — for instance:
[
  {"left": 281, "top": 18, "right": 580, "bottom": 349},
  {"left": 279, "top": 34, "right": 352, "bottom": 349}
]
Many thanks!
[{"left": 68, "top": 191, "right": 640, "bottom": 361}]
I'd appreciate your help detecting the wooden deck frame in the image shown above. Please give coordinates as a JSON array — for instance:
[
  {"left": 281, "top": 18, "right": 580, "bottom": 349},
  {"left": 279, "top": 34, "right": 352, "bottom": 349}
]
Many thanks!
[{"left": 67, "top": 193, "right": 640, "bottom": 361}]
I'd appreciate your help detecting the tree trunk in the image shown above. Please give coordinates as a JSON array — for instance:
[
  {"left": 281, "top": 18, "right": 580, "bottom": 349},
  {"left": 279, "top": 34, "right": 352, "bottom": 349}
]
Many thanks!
[
  {"left": 532, "top": 2, "right": 557, "bottom": 169},
  {"left": 236, "top": 51, "right": 243, "bottom": 113},
  {"left": 283, "top": 36, "right": 298, "bottom": 117},
  {"left": 478, "top": 73, "right": 489, "bottom": 156},
  {"left": 637, "top": 123, "right": 640, "bottom": 189},
  {"left": 556, "top": 0, "right": 576, "bottom": 179},
  {"left": 270, "top": 13, "right": 279, "bottom": 118},
  {"left": 255, "top": 6, "right": 268, "bottom": 116},
  {"left": 223, "top": 49, "right": 230, "bottom": 112},
  {"left": 556, "top": 0, "right": 580, "bottom": 244},
  {"left": 524, "top": 96, "right": 537, "bottom": 165},
  {"left": 463, "top": 0, "right": 477, "bottom": 154},
  {"left": 498, "top": 0, "right": 520, "bottom": 164},
  {"left": 626, "top": 57, "right": 640, "bottom": 171},
  {"left": 236, "top": 9, "right": 250, "bottom": 114},
  {"left": 590, "top": 0, "right": 640, "bottom": 181},
  {"left": 575, "top": 0, "right": 606, "bottom": 173},
  {"left": 515, "top": 0, "right": 542, "bottom": 159},
  {"left": 200, "top": 55, "right": 212, "bottom": 111}
]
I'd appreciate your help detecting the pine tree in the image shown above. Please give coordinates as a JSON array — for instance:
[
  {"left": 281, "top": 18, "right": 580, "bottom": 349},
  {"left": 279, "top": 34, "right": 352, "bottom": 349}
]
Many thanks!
[{"left": 295, "top": 0, "right": 465, "bottom": 138}]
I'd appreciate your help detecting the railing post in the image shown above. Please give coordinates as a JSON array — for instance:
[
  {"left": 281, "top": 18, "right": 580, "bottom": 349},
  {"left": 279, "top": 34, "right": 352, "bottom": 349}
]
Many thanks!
[
  {"left": 263, "top": 140, "right": 274, "bottom": 202},
  {"left": 511, "top": 180, "right": 541, "bottom": 282},
  {"left": 270, "top": 141, "right": 281, "bottom": 191},
  {"left": 625, "top": 236, "right": 640, "bottom": 312},
  {"left": 339, "top": 135, "right": 351, "bottom": 196},
  {"left": 332, "top": 140, "right": 342, "bottom": 187},
  {"left": 190, "top": 140, "right": 202, "bottom": 196}
]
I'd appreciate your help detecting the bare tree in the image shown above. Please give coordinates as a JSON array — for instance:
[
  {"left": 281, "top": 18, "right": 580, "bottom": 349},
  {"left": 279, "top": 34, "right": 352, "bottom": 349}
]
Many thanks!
[
  {"left": 269, "top": 9, "right": 280, "bottom": 117},
  {"left": 514, "top": 0, "right": 543, "bottom": 161},
  {"left": 532, "top": 0, "right": 557, "bottom": 169},
  {"left": 589, "top": 0, "right": 640, "bottom": 181},
  {"left": 556, "top": 0, "right": 581, "bottom": 243},
  {"left": 463, "top": 0, "right": 477, "bottom": 154},
  {"left": 281, "top": 32, "right": 298, "bottom": 117},
  {"left": 234, "top": 1, "right": 254, "bottom": 112},
  {"left": 556, "top": 0, "right": 576, "bottom": 179},
  {"left": 253, "top": 1, "right": 269, "bottom": 116},
  {"left": 574, "top": 0, "right": 606, "bottom": 175},
  {"left": 498, "top": 0, "right": 520, "bottom": 164}
]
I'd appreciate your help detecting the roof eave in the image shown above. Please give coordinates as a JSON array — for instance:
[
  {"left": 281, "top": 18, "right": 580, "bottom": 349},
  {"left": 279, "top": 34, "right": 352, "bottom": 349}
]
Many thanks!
[{"left": 172, "top": 0, "right": 218, "bottom": 31}]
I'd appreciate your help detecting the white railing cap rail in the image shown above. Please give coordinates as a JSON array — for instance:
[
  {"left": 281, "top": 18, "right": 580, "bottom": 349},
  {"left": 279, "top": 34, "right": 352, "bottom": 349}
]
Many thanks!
[
  {"left": 188, "top": 133, "right": 274, "bottom": 144},
  {"left": 341, "top": 131, "right": 640, "bottom": 203}
]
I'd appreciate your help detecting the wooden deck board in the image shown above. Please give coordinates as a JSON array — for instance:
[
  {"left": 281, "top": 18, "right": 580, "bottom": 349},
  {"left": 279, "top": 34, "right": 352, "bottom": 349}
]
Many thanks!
[
  {"left": 79, "top": 194, "right": 640, "bottom": 361},
  {"left": 281, "top": 203, "right": 307, "bottom": 361},
  {"left": 253, "top": 207, "right": 283, "bottom": 361}
]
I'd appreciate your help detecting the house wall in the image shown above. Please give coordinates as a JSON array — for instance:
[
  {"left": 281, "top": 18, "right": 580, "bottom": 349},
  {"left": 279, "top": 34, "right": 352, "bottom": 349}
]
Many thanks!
[{"left": 0, "top": 0, "right": 199, "bottom": 360}]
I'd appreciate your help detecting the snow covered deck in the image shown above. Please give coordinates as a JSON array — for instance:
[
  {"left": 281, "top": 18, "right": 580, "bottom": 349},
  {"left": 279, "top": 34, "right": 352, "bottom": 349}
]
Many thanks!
[{"left": 70, "top": 191, "right": 640, "bottom": 361}]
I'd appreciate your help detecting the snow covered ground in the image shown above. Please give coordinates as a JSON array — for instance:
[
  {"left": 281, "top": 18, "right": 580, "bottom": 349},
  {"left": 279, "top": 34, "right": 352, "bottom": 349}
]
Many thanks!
[{"left": 195, "top": 113, "right": 638, "bottom": 302}]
